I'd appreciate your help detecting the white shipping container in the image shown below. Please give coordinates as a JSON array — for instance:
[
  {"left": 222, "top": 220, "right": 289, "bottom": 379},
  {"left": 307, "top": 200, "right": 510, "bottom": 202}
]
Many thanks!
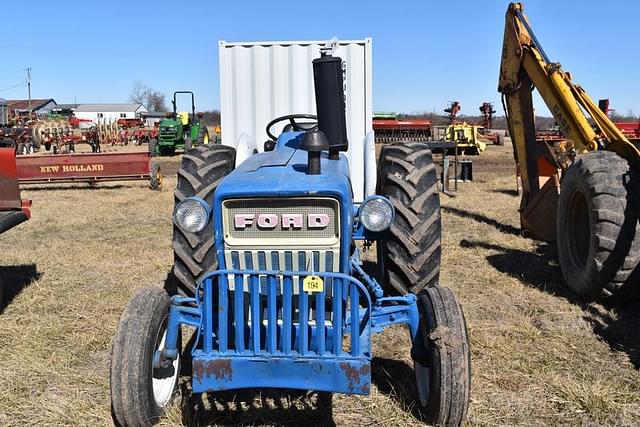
[{"left": 218, "top": 38, "right": 374, "bottom": 202}]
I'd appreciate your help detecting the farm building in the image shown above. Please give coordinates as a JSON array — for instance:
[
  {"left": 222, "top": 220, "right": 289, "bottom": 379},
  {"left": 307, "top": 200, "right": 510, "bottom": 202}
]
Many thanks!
[
  {"left": 72, "top": 103, "right": 148, "bottom": 122},
  {"left": 6, "top": 98, "right": 57, "bottom": 117}
]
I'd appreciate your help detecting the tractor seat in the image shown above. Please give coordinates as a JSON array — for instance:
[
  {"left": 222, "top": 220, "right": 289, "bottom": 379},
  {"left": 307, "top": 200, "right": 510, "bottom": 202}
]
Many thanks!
[{"left": 178, "top": 112, "right": 189, "bottom": 125}]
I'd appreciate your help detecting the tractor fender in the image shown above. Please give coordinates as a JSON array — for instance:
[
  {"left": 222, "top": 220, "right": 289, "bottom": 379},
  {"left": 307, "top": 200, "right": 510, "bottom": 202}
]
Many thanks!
[
  {"left": 233, "top": 132, "right": 257, "bottom": 167},
  {"left": 363, "top": 130, "right": 377, "bottom": 198}
]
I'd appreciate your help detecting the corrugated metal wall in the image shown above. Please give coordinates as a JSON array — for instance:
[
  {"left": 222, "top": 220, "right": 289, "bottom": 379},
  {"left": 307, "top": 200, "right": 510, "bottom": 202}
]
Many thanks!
[{"left": 219, "top": 39, "right": 373, "bottom": 201}]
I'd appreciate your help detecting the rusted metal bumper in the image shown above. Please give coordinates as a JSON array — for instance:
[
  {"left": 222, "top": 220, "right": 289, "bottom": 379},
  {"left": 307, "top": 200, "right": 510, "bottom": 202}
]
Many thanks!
[
  {"left": 15, "top": 151, "right": 161, "bottom": 189},
  {"left": 192, "top": 356, "right": 370, "bottom": 395}
]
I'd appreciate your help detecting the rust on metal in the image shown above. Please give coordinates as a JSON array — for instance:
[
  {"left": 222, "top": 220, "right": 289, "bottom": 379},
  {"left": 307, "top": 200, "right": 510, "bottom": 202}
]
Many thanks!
[
  {"left": 339, "top": 362, "right": 370, "bottom": 393},
  {"left": 193, "top": 359, "right": 233, "bottom": 383},
  {"left": 520, "top": 176, "right": 559, "bottom": 241}
]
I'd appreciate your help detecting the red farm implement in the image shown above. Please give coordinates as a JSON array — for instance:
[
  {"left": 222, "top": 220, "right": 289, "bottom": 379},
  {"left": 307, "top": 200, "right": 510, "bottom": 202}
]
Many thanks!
[
  {"left": 0, "top": 148, "right": 31, "bottom": 235},
  {"left": 372, "top": 113, "right": 432, "bottom": 143},
  {"left": 15, "top": 151, "right": 162, "bottom": 190},
  {"left": 615, "top": 121, "right": 640, "bottom": 142}
]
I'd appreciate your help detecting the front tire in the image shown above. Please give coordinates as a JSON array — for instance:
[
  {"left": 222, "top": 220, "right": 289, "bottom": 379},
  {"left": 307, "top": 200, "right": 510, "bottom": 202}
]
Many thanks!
[
  {"left": 377, "top": 142, "right": 442, "bottom": 294},
  {"left": 414, "top": 286, "right": 471, "bottom": 427},
  {"left": 110, "top": 288, "right": 180, "bottom": 427},
  {"left": 171, "top": 145, "right": 236, "bottom": 296},
  {"left": 557, "top": 151, "right": 640, "bottom": 298},
  {"left": 149, "top": 138, "right": 158, "bottom": 157},
  {"left": 149, "top": 161, "right": 162, "bottom": 191}
]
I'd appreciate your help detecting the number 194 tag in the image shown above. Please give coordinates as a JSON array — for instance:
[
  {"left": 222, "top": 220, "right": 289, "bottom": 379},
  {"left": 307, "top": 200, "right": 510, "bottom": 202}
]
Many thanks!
[{"left": 303, "top": 275, "right": 324, "bottom": 293}]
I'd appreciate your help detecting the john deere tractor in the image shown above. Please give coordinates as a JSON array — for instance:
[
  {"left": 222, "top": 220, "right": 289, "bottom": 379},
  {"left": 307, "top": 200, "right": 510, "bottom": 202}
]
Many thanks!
[{"left": 150, "top": 91, "right": 210, "bottom": 156}]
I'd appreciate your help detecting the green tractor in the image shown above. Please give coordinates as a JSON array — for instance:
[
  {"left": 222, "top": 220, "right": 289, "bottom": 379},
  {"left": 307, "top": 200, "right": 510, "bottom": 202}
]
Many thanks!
[{"left": 149, "top": 91, "right": 210, "bottom": 156}]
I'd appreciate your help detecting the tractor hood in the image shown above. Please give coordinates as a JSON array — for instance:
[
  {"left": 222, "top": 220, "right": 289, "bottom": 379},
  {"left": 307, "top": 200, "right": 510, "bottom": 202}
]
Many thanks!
[
  {"left": 215, "top": 131, "right": 353, "bottom": 201},
  {"left": 160, "top": 118, "right": 181, "bottom": 129}
]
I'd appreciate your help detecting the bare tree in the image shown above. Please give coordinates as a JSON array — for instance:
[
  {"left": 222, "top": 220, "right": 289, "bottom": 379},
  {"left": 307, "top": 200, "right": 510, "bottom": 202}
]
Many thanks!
[
  {"left": 129, "top": 81, "right": 168, "bottom": 112},
  {"left": 146, "top": 92, "right": 167, "bottom": 112}
]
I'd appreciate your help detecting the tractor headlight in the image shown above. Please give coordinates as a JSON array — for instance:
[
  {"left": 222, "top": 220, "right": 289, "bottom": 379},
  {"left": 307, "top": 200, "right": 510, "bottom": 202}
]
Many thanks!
[
  {"left": 174, "top": 197, "right": 210, "bottom": 233},
  {"left": 358, "top": 196, "right": 395, "bottom": 232}
]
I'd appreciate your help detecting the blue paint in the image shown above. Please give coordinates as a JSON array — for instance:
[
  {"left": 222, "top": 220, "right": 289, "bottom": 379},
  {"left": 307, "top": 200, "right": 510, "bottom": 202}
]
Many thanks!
[{"left": 158, "top": 131, "right": 424, "bottom": 396}]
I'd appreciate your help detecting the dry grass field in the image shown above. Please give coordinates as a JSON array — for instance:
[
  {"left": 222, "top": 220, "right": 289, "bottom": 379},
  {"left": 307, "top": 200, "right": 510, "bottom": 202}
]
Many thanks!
[{"left": 0, "top": 143, "right": 639, "bottom": 426}]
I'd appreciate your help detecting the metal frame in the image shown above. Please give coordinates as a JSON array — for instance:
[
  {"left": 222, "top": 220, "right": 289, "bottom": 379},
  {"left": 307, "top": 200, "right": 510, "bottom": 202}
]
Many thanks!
[
  {"left": 159, "top": 251, "right": 419, "bottom": 395},
  {"left": 14, "top": 152, "right": 158, "bottom": 187}
]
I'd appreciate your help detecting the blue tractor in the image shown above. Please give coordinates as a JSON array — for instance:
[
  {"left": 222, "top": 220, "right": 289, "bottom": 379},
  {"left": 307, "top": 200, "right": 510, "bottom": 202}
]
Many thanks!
[{"left": 110, "top": 51, "right": 471, "bottom": 426}]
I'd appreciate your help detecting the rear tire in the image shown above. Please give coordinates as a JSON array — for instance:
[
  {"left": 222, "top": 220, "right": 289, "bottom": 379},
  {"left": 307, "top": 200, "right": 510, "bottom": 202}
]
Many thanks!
[
  {"left": 110, "top": 287, "right": 180, "bottom": 427},
  {"left": 197, "top": 124, "right": 209, "bottom": 145},
  {"left": 377, "top": 142, "right": 442, "bottom": 294},
  {"left": 171, "top": 145, "right": 236, "bottom": 296},
  {"left": 413, "top": 286, "right": 471, "bottom": 427},
  {"left": 557, "top": 151, "right": 640, "bottom": 298}
]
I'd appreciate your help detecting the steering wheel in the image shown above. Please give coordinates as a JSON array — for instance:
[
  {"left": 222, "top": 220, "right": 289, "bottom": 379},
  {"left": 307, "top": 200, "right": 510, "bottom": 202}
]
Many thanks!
[{"left": 266, "top": 114, "right": 318, "bottom": 141}]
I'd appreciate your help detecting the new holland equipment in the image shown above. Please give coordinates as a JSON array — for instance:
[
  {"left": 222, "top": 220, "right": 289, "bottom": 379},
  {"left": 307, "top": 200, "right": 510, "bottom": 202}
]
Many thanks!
[
  {"left": 110, "top": 48, "right": 471, "bottom": 426},
  {"left": 151, "top": 91, "right": 210, "bottom": 156},
  {"left": 499, "top": 3, "right": 640, "bottom": 298}
]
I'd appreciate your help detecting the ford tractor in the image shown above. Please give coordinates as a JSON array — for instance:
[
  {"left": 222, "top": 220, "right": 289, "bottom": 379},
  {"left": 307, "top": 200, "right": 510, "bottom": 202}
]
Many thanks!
[
  {"left": 111, "top": 51, "right": 471, "bottom": 426},
  {"left": 149, "top": 91, "right": 210, "bottom": 156}
]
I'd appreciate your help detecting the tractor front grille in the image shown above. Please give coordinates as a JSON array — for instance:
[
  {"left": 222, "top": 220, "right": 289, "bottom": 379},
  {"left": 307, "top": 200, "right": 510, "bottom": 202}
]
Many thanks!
[
  {"left": 222, "top": 197, "right": 340, "bottom": 246},
  {"left": 197, "top": 269, "right": 371, "bottom": 357},
  {"left": 224, "top": 249, "right": 339, "bottom": 295},
  {"left": 222, "top": 197, "right": 342, "bottom": 292}
]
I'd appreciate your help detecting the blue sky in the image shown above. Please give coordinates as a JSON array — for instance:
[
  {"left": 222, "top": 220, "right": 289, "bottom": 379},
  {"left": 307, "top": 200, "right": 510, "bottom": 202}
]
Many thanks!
[{"left": 0, "top": 1, "right": 638, "bottom": 117}]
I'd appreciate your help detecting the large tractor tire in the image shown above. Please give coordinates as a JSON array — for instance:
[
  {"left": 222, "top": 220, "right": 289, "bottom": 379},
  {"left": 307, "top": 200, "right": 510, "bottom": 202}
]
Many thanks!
[
  {"left": 557, "top": 151, "right": 640, "bottom": 299},
  {"left": 110, "top": 287, "right": 180, "bottom": 427},
  {"left": 170, "top": 145, "right": 236, "bottom": 296},
  {"left": 377, "top": 142, "right": 442, "bottom": 294},
  {"left": 413, "top": 286, "right": 471, "bottom": 427}
]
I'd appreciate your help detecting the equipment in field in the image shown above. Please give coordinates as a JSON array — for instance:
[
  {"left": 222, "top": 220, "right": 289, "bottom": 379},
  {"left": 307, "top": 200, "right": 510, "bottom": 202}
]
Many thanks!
[
  {"left": 150, "top": 91, "right": 210, "bottom": 156},
  {"left": 15, "top": 152, "right": 162, "bottom": 190},
  {"left": 499, "top": 2, "right": 640, "bottom": 298},
  {"left": 372, "top": 112, "right": 432, "bottom": 143},
  {"left": 477, "top": 102, "right": 504, "bottom": 145},
  {"left": 110, "top": 40, "right": 471, "bottom": 427},
  {"left": 598, "top": 99, "right": 640, "bottom": 143},
  {"left": 0, "top": 148, "right": 31, "bottom": 235}
]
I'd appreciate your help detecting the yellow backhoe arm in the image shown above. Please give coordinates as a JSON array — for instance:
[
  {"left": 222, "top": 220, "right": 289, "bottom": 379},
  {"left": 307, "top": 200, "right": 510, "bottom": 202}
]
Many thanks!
[
  {"left": 498, "top": 2, "right": 640, "bottom": 240},
  {"left": 498, "top": 2, "right": 640, "bottom": 298}
]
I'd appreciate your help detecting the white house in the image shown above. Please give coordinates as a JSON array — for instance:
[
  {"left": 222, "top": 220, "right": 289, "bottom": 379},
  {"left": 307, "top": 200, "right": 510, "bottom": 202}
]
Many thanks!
[{"left": 72, "top": 103, "right": 148, "bottom": 123}]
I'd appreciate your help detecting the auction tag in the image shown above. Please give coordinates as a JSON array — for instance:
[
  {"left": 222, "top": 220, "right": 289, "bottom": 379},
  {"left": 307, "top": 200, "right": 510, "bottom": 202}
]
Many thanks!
[{"left": 303, "top": 275, "right": 324, "bottom": 293}]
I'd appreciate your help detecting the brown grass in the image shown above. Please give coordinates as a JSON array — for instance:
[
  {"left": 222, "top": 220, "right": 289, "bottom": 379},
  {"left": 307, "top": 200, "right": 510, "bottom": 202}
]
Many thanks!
[{"left": 0, "top": 143, "right": 639, "bottom": 426}]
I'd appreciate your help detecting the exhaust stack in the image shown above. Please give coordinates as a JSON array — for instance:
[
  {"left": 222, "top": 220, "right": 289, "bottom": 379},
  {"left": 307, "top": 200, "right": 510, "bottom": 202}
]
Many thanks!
[{"left": 312, "top": 52, "right": 348, "bottom": 160}]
